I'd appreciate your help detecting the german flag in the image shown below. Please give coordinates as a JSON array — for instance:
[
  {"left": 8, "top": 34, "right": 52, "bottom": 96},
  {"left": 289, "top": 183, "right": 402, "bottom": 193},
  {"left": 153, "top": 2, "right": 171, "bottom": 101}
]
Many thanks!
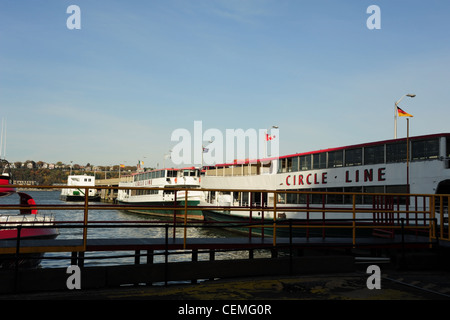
[{"left": 397, "top": 106, "right": 413, "bottom": 117}]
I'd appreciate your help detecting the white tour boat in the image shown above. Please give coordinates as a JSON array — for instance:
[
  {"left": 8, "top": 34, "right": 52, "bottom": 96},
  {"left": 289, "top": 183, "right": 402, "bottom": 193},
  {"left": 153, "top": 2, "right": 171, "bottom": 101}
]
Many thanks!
[
  {"left": 117, "top": 167, "right": 204, "bottom": 220},
  {"left": 200, "top": 133, "right": 450, "bottom": 237},
  {"left": 60, "top": 175, "right": 100, "bottom": 202}
]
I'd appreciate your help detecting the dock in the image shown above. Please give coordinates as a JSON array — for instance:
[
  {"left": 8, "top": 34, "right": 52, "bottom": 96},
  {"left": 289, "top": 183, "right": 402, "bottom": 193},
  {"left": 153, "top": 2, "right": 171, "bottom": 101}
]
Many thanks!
[
  {"left": 95, "top": 177, "right": 129, "bottom": 202},
  {"left": 1, "top": 185, "right": 450, "bottom": 298},
  {"left": 0, "top": 227, "right": 446, "bottom": 295}
]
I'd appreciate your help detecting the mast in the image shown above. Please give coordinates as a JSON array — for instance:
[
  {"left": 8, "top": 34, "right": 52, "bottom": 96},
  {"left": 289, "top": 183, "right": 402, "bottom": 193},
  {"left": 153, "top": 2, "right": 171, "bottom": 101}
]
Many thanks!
[{"left": 0, "top": 118, "right": 6, "bottom": 160}]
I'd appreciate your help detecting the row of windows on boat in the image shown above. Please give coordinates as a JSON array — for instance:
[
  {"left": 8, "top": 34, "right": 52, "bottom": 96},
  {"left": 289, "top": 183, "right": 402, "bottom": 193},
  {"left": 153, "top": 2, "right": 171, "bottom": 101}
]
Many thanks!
[
  {"left": 133, "top": 170, "right": 198, "bottom": 181},
  {"left": 277, "top": 185, "right": 409, "bottom": 205},
  {"left": 215, "top": 185, "right": 409, "bottom": 206},
  {"left": 278, "top": 138, "right": 442, "bottom": 173},
  {"left": 130, "top": 186, "right": 196, "bottom": 196}
]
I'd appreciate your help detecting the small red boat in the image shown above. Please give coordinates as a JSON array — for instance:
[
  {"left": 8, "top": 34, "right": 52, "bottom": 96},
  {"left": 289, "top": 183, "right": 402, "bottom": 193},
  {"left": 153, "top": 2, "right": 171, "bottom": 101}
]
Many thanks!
[{"left": 0, "top": 160, "right": 58, "bottom": 267}]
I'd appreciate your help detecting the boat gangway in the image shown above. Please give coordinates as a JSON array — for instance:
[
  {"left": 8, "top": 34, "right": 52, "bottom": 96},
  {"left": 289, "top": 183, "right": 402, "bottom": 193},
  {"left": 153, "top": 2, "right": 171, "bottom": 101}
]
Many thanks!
[{"left": 0, "top": 185, "right": 449, "bottom": 293}]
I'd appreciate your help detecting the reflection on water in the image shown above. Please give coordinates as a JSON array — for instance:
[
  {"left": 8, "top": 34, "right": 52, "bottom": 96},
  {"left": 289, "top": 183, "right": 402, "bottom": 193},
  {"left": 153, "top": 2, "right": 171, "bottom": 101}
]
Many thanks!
[{"left": 1, "top": 191, "right": 270, "bottom": 268}]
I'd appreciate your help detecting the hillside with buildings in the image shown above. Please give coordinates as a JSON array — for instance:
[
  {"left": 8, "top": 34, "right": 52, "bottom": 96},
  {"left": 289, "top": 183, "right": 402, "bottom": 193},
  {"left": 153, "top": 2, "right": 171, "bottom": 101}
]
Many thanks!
[{"left": 8, "top": 161, "right": 138, "bottom": 186}]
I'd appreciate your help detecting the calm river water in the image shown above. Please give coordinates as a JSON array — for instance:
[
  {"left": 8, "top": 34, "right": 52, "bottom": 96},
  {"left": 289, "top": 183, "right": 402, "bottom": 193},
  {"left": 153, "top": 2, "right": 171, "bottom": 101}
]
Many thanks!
[{"left": 1, "top": 191, "right": 269, "bottom": 268}]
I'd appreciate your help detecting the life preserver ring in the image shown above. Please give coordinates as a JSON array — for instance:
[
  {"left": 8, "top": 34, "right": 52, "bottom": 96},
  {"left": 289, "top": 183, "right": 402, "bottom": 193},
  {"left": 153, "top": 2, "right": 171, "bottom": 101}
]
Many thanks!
[
  {"left": 18, "top": 192, "right": 38, "bottom": 214},
  {"left": 28, "top": 198, "right": 38, "bottom": 215}
]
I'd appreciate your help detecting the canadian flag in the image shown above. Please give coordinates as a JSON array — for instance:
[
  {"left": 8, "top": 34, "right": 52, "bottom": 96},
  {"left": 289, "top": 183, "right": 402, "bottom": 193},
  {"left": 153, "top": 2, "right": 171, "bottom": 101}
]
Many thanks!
[{"left": 265, "top": 134, "right": 275, "bottom": 141}]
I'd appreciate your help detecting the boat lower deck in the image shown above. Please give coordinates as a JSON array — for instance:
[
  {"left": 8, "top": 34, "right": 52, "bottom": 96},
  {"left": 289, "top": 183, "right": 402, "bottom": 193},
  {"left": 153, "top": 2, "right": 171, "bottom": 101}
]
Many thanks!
[{"left": 117, "top": 200, "right": 204, "bottom": 220}]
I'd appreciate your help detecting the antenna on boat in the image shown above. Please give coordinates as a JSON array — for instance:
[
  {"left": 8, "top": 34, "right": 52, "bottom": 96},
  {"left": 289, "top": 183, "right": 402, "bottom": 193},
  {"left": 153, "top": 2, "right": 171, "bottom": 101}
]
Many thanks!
[{"left": 0, "top": 117, "right": 6, "bottom": 160}]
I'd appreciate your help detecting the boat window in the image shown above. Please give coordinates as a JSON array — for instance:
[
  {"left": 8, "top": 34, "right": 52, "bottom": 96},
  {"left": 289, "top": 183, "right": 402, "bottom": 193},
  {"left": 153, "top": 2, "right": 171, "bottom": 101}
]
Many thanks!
[
  {"left": 300, "top": 155, "right": 312, "bottom": 171},
  {"left": 386, "top": 185, "right": 408, "bottom": 193},
  {"left": 277, "top": 192, "right": 286, "bottom": 204},
  {"left": 278, "top": 189, "right": 310, "bottom": 204},
  {"left": 167, "top": 170, "right": 177, "bottom": 178},
  {"left": 363, "top": 186, "right": 385, "bottom": 204},
  {"left": 447, "top": 137, "right": 450, "bottom": 158},
  {"left": 241, "top": 192, "right": 249, "bottom": 205},
  {"left": 136, "top": 189, "right": 159, "bottom": 196},
  {"left": 312, "top": 153, "right": 326, "bottom": 169},
  {"left": 326, "top": 187, "right": 343, "bottom": 204},
  {"left": 286, "top": 157, "right": 293, "bottom": 172},
  {"left": 345, "top": 148, "right": 362, "bottom": 167},
  {"left": 386, "top": 185, "right": 409, "bottom": 205},
  {"left": 344, "top": 187, "right": 363, "bottom": 204},
  {"left": 311, "top": 188, "right": 326, "bottom": 204},
  {"left": 291, "top": 157, "right": 299, "bottom": 172},
  {"left": 182, "top": 170, "right": 196, "bottom": 177},
  {"left": 446, "top": 138, "right": 450, "bottom": 169},
  {"left": 286, "top": 190, "right": 298, "bottom": 204},
  {"left": 386, "top": 142, "right": 407, "bottom": 163},
  {"left": 327, "top": 150, "right": 343, "bottom": 168},
  {"left": 364, "top": 145, "right": 385, "bottom": 165},
  {"left": 278, "top": 159, "right": 287, "bottom": 173},
  {"left": 298, "top": 190, "right": 308, "bottom": 204},
  {"left": 412, "top": 138, "right": 439, "bottom": 160}
]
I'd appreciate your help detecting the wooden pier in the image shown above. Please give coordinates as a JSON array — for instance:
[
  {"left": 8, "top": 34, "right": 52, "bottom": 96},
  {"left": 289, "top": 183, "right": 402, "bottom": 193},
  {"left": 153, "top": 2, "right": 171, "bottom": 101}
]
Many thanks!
[
  {"left": 0, "top": 231, "right": 442, "bottom": 294},
  {"left": 95, "top": 177, "right": 129, "bottom": 202}
]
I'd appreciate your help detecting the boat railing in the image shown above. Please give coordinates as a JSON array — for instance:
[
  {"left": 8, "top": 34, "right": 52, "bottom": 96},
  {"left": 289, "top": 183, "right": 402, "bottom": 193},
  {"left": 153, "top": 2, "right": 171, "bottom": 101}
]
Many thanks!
[{"left": 0, "top": 213, "right": 55, "bottom": 227}]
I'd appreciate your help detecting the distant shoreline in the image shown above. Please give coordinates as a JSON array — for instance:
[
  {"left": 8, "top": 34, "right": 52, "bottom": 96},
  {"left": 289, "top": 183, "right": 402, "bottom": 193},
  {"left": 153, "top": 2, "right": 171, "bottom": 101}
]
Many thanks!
[{"left": 16, "top": 188, "right": 59, "bottom": 192}]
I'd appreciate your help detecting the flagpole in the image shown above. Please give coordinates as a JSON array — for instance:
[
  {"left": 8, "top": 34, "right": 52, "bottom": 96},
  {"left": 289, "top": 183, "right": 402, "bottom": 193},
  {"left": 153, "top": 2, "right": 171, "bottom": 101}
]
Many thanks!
[
  {"left": 394, "top": 103, "right": 398, "bottom": 139},
  {"left": 265, "top": 125, "right": 278, "bottom": 158},
  {"left": 202, "top": 140, "right": 213, "bottom": 169},
  {"left": 406, "top": 118, "right": 410, "bottom": 193},
  {"left": 394, "top": 93, "right": 416, "bottom": 139}
]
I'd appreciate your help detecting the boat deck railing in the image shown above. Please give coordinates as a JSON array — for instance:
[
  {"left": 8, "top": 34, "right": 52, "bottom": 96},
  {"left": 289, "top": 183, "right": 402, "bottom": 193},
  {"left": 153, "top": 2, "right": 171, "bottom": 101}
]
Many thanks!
[{"left": 0, "top": 213, "right": 55, "bottom": 227}]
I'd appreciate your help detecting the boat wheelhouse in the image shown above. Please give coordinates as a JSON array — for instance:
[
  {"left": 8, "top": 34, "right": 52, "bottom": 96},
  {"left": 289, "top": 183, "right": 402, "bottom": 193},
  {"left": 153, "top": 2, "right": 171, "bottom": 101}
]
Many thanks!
[
  {"left": 200, "top": 133, "right": 450, "bottom": 236},
  {"left": 117, "top": 167, "right": 204, "bottom": 220}
]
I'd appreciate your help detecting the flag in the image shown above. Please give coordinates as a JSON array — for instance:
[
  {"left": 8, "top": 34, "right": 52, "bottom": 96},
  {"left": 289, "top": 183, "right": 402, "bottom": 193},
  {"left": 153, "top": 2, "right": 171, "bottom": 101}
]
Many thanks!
[
  {"left": 265, "top": 134, "right": 276, "bottom": 141},
  {"left": 203, "top": 147, "right": 209, "bottom": 153},
  {"left": 397, "top": 106, "right": 413, "bottom": 117},
  {"left": 120, "top": 164, "right": 125, "bottom": 168}
]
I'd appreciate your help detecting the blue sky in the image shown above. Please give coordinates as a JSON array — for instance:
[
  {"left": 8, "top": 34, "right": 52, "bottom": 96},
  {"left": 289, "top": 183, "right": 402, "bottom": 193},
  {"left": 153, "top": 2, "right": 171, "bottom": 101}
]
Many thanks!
[{"left": 1, "top": 0, "right": 449, "bottom": 168}]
